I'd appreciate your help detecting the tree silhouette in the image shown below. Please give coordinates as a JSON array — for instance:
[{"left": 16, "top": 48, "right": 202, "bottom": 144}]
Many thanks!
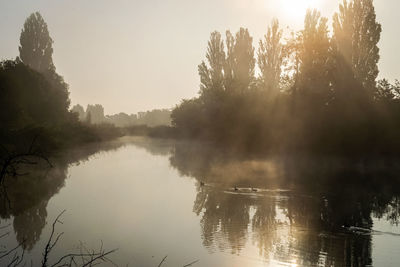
[
  {"left": 258, "top": 19, "right": 284, "bottom": 94},
  {"left": 17, "top": 12, "right": 71, "bottom": 112},
  {"left": 171, "top": 0, "right": 397, "bottom": 154},
  {"left": 18, "top": 12, "right": 54, "bottom": 74},
  {"left": 297, "top": 9, "right": 331, "bottom": 103},
  {"left": 0, "top": 61, "right": 68, "bottom": 129},
  {"left": 198, "top": 31, "right": 225, "bottom": 98},
  {"left": 227, "top": 28, "right": 255, "bottom": 93},
  {"left": 333, "top": 0, "right": 382, "bottom": 93}
]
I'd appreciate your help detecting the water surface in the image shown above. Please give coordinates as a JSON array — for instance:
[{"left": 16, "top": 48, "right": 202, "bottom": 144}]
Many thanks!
[{"left": 1, "top": 137, "right": 400, "bottom": 266}]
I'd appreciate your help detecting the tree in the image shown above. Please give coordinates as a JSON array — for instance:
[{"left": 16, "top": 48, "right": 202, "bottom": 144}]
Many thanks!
[
  {"left": 85, "top": 111, "right": 92, "bottom": 124},
  {"left": 198, "top": 31, "right": 225, "bottom": 98},
  {"left": 18, "top": 12, "right": 54, "bottom": 73},
  {"left": 375, "top": 79, "right": 400, "bottom": 101},
  {"left": 224, "top": 28, "right": 255, "bottom": 93},
  {"left": 224, "top": 30, "right": 235, "bottom": 91},
  {"left": 171, "top": 99, "right": 204, "bottom": 136},
  {"left": 333, "top": 0, "right": 382, "bottom": 92},
  {"left": 258, "top": 19, "right": 284, "bottom": 94},
  {"left": 0, "top": 61, "right": 70, "bottom": 129},
  {"left": 18, "top": 12, "right": 71, "bottom": 112},
  {"left": 298, "top": 9, "right": 332, "bottom": 103},
  {"left": 71, "top": 104, "right": 86, "bottom": 121}
]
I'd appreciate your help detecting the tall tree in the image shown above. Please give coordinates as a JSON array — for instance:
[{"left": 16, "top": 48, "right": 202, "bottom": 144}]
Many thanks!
[
  {"left": 18, "top": 12, "right": 71, "bottom": 112},
  {"left": 18, "top": 12, "right": 55, "bottom": 73},
  {"left": 333, "top": 0, "right": 381, "bottom": 92},
  {"left": 258, "top": 19, "right": 284, "bottom": 93},
  {"left": 298, "top": 9, "right": 331, "bottom": 102},
  {"left": 224, "top": 30, "right": 235, "bottom": 91},
  {"left": 332, "top": 0, "right": 354, "bottom": 66},
  {"left": 224, "top": 28, "right": 255, "bottom": 93},
  {"left": 198, "top": 31, "right": 226, "bottom": 98}
]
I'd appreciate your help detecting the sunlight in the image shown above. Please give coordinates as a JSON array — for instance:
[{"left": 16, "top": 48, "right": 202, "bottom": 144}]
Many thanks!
[{"left": 278, "top": 0, "right": 322, "bottom": 19}]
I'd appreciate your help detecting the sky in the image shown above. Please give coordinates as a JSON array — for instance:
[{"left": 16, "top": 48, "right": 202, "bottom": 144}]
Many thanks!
[{"left": 0, "top": 0, "right": 399, "bottom": 115}]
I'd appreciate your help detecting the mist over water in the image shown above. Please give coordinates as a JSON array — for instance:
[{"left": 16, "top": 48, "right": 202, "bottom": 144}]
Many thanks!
[{"left": 1, "top": 137, "right": 399, "bottom": 266}]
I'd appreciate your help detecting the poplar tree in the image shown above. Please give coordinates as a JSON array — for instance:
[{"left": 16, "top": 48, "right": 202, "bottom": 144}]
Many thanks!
[
  {"left": 18, "top": 12, "right": 55, "bottom": 73},
  {"left": 258, "top": 19, "right": 284, "bottom": 93},
  {"left": 18, "top": 12, "right": 71, "bottom": 111},
  {"left": 198, "top": 31, "right": 225, "bottom": 97},
  {"left": 333, "top": 0, "right": 381, "bottom": 92},
  {"left": 233, "top": 28, "right": 255, "bottom": 92},
  {"left": 298, "top": 9, "right": 331, "bottom": 102},
  {"left": 224, "top": 28, "right": 255, "bottom": 93}
]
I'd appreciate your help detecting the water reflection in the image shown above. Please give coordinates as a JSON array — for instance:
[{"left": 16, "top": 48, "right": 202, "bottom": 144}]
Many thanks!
[
  {"left": 0, "top": 137, "right": 399, "bottom": 266},
  {"left": 0, "top": 138, "right": 129, "bottom": 250},
  {"left": 169, "top": 140, "right": 400, "bottom": 266}
]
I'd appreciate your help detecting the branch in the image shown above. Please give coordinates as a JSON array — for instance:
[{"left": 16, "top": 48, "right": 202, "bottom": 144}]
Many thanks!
[
  {"left": 0, "top": 242, "right": 24, "bottom": 260},
  {"left": 158, "top": 255, "right": 168, "bottom": 267},
  {"left": 50, "top": 249, "right": 117, "bottom": 267},
  {"left": 183, "top": 260, "right": 199, "bottom": 267},
  {"left": 42, "top": 210, "right": 66, "bottom": 267}
]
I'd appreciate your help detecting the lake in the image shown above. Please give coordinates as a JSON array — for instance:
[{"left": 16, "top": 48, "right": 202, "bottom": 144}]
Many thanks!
[{"left": 1, "top": 136, "right": 400, "bottom": 266}]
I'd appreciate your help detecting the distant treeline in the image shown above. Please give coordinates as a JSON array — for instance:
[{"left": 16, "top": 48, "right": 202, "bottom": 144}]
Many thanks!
[
  {"left": 71, "top": 104, "right": 171, "bottom": 127},
  {"left": 171, "top": 0, "right": 400, "bottom": 155},
  {"left": 1, "top": 12, "right": 122, "bottom": 154}
]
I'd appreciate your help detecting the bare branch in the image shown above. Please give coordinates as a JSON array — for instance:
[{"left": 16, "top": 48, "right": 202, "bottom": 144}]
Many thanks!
[
  {"left": 183, "top": 260, "right": 199, "bottom": 267},
  {"left": 50, "top": 249, "right": 117, "bottom": 267},
  {"left": 42, "top": 210, "right": 66, "bottom": 267},
  {"left": 157, "top": 256, "right": 168, "bottom": 267},
  {"left": 0, "top": 232, "right": 10, "bottom": 239},
  {"left": 0, "top": 242, "right": 24, "bottom": 260}
]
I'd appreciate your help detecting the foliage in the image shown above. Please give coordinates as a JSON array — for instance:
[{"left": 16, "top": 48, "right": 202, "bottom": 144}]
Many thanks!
[
  {"left": 333, "top": 0, "right": 382, "bottom": 93},
  {"left": 258, "top": 19, "right": 284, "bottom": 93},
  {"left": 0, "top": 60, "right": 70, "bottom": 130},
  {"left": 1, "top": 12, "right": 122, "bottom": 154},
  {"left": 172, "top": 1, "right": 400, "bottom": 155},
  {"left": 18, "top": 12, "right": 54, "bottom": 74}
]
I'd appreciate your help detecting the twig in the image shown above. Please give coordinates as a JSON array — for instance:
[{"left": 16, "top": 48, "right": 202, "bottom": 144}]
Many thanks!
[
  {"left": 0, "top": 242, "right": 24, "bottom": 260},
  {"left": 50, "top": 249, "right": 117, "bottom": 267},
  {"left": 80, "top": 249, "right": 116, "bottom": 267},
  {"left": 157, "top": 255, "right": 168, "bottom": 267},
  {"left": 42, "top": 210, "right": 66, "bottom": 267},
  {"left": 183, "top": 260, "right": 199, "bottom": 267}
]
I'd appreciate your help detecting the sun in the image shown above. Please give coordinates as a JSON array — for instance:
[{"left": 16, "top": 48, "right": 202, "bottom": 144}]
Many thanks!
[{"left": 278, "top": 0, "right": 322, "bottom": 20}]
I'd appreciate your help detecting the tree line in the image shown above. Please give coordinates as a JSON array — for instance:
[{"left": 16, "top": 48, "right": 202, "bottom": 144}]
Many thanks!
[
  {"left": 171, "top": 0, "right": 400, "bottom": 155},
  {"left": 0, "top": 12, "right": 124, "bottom": 153},
  {"left": 71, "top": 104, "right": 171, "bottom": 127},
  {"left": 0, "top": 11, "right": 175, "bottom": 155}
]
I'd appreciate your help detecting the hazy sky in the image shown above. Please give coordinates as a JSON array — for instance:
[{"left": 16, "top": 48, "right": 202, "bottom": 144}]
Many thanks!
[{"left": 1, "top": 0, "right": 399, "bottom": 114}]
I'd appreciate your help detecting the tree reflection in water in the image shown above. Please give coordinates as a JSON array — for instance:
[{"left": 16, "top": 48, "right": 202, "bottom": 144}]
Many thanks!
[
  {"left": 0, "top": 138, "right": 129, "bottom": 250},
  {"left": 169, "top": 140, "right": 400, "bottom": 267},
  {"left": 1, "top": 137, "right": 399, "bottom": 267}
]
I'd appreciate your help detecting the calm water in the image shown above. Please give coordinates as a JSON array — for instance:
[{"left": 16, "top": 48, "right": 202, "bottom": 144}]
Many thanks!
[{"left": 1, "top": 137, "right": 400, "bottom": 266}]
